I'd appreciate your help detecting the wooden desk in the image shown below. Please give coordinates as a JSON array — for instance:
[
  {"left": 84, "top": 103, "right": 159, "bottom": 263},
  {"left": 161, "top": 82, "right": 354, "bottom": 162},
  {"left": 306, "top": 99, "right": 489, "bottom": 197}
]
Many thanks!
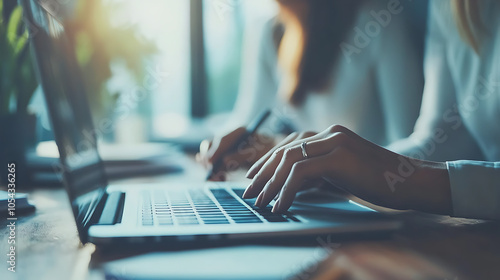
[{"left": 1, "top": 162, "right": 500, "bottom": 280}]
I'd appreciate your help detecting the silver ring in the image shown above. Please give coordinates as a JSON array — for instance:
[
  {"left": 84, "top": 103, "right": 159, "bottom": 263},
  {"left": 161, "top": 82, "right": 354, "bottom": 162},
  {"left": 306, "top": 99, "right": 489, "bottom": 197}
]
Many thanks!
[{"left": 300, "top": 142, "right": 309, "bottom": 159}]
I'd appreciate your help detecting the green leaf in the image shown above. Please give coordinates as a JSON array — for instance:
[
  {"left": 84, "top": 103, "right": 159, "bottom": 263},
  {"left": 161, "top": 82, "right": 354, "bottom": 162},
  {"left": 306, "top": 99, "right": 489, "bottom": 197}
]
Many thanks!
[
  {"left": 7, "top": 6, "right": 23, "bottom": 52},
  {"left": 14, "top": 29, "right": 28, "bottom": 53},
  {"left": 75, "top": 32, "right": 93, "bottom": 65},
  {"left": 0, "top": 0, "right": 6, "bottom": 62},
  {"left": 1, "top": 4, "right": 38, "bottom": 114}
]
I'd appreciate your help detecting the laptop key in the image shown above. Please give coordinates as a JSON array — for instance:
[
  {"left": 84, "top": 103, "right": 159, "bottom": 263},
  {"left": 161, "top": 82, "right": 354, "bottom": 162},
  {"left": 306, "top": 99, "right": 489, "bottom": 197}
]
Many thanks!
[
  {"left": 232, "top": 217, "right": 262, "bottom": 221},
  {"left": 264, "top": 216, "right": 288, "bottom": 222},
  {"left": 177, "top": 220, "right": 199, "bottom": 225},
  {"left": 178, "top": 222, "right": 199, "bottom": 225},
  {"left": 198, "top": 212, "right": 224, "bottom": 216},
  {"left": 234, "top": 219, "right": 263, "bottom": 224},
  {"left": 225, "top": 211, "right": 253, "bottom": 214},
  {"left": 199, "top": 214, "right": 226, "bottom": 218},
  {"left": 202, "top": 218, "right": 227, "bottom": 222},
  {"left": 203, "top": 220, "right": 230, "bottom": 225},
  {"left": 228, "top": 213, "right": 257, "bottom": 217},
  {"left": 158, "top": 220, "right": 173, "bottom": 225}
]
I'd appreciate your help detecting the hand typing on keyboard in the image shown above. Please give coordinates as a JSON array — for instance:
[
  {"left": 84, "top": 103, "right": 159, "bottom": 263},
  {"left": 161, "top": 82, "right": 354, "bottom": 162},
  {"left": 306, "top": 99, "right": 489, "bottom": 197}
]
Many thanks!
[{"left": 141, "top": 189, "right": 300, "bottom": 226}]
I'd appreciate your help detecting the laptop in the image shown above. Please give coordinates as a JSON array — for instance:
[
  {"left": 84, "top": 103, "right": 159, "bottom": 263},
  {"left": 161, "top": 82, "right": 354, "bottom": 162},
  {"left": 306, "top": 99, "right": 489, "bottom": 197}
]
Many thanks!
[{"left": 22, "top": 0, "right": 400, "bottom": 246}]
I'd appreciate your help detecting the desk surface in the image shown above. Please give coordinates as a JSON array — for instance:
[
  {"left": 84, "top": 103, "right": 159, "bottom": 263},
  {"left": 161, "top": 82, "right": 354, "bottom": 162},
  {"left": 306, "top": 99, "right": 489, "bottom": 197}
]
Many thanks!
[{"left": 1, "top": 158, "right": 500, "bottom": 280}]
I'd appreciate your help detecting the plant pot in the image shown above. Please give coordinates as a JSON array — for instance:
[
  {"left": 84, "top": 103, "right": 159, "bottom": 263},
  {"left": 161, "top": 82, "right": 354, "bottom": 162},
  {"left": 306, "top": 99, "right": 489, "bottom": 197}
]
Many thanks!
[{"left": 0, "top": 113, "right": 37, "bottom": 187}]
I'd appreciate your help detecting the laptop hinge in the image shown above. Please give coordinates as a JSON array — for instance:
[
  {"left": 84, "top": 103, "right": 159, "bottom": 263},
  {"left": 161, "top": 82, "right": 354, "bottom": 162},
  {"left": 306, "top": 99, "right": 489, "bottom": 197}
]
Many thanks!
[{"left": 96, "top": 192, "right": 126, "bottom": 225}]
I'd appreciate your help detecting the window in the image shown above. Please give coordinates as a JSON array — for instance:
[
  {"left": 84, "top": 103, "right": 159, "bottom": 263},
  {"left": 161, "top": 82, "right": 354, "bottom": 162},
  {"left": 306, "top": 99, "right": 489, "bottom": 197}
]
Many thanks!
[
  {"left": 113, "top": 0, "right": 278, "bottom": 141},
  {"left": 204, "top": 0, "right": 278, "bottom": 115}
]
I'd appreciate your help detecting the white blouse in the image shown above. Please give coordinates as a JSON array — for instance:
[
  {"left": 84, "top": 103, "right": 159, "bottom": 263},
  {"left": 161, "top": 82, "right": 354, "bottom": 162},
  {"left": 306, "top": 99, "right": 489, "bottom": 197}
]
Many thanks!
[
  {"left": 229, "top": 1, "right": 424, "bottom": 146},
  {"left": 389, "top": 1, "right": 500, "bottom": 220}
]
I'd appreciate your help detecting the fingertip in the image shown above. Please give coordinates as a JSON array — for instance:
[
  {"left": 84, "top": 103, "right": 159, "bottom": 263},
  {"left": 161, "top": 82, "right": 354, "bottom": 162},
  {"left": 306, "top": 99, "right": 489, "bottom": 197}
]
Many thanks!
[
  {"left": 254, "top": 192, "right": 264, "bottom": 207},
  {"left": 271, "top": 200, "right": 280, "bottom": 213},
  {"left": 242, "top": 185, "right": 252, "bottom": 198},
  {"left": 242, "top": 185, "right": 259, "bottom": 199},
  {"left": 246, "top": 164, "right": 259, "bottom": 178}
]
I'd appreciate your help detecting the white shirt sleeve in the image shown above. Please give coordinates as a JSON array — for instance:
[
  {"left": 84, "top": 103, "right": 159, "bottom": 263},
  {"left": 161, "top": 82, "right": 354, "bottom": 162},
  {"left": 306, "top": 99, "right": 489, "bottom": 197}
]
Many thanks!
[{"left": 447, "top": 161, "right": 500, "bottom": 220}]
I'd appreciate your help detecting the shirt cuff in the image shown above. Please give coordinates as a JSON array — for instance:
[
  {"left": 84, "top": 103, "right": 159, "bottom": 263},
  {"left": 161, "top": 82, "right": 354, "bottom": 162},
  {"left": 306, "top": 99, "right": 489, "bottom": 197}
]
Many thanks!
[{"left": 446, "top": 160, "right": 500, "bottom": 220}]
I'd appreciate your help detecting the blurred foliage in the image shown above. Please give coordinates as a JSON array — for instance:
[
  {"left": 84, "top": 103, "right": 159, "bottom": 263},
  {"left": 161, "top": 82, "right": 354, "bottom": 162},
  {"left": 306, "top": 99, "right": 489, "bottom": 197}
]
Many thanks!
[
  {"left": 67, "top": 0, "right": 158, "bottom": 120},
  {"left": 0, "top": 0, "right": 157, "bottom": 121},
  {"left": 0, "top": 1, "right": 38, "bottom": 115}
]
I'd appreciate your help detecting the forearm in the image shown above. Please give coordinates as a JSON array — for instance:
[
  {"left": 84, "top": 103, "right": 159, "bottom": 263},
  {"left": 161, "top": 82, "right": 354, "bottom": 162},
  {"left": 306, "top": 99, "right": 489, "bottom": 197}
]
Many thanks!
[
  {"left": 355, "top": 155, "right": 451, "bottom": 215},
  {"left": 406, "top": 161, "right": 452, "bottom": 215}
]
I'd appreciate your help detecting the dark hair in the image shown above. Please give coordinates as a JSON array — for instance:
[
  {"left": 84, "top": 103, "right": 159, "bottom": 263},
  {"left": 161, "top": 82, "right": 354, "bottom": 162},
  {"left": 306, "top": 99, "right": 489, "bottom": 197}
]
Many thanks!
[
  {"left": 277, "top": 0, "right": 364, "bottom": 105},
  {"left": 451, "top": 0, "right": 485, "bottom": 53}
]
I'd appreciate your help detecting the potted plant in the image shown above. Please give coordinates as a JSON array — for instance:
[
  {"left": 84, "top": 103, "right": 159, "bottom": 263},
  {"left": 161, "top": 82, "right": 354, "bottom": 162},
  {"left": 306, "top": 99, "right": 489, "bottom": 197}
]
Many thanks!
[
  {"left": 0, "top": 1, "right": 38, "bottom": 187},
  {"left": 0, "top": 0, "right": 157, "bottom": 186}
]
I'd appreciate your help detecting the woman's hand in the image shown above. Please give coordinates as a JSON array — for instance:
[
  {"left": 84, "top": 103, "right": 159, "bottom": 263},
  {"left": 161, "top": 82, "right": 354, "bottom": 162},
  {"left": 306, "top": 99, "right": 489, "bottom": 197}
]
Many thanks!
[
  {"left": 197, "top": 127, "right": 278, "bottom": 181},
  {"left": 243, "top": 125, "right": 452, "bottom": 215}
]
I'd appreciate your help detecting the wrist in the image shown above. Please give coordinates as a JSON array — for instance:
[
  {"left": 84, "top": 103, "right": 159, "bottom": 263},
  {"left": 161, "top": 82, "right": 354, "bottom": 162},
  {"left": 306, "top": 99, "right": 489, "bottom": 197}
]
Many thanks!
[
  {"left": 408, "top": 161, "right": 452, "bottom": 215},
  {"left": 410, "top": 162, "right": 452, "bottom": 215}
]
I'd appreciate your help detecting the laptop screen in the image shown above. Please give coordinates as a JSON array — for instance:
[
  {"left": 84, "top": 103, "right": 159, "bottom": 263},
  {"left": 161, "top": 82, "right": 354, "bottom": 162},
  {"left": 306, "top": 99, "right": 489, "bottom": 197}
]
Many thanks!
[{"left": 22, "top": 0, "right": 108, "bottom": 235}]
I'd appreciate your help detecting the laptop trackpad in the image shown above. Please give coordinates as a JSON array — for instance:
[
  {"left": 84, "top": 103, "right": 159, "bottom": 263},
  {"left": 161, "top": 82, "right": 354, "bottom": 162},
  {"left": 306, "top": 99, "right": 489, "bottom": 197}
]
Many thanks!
[{"left": 293, "top": 189, "right": 375, "bottom": 214}]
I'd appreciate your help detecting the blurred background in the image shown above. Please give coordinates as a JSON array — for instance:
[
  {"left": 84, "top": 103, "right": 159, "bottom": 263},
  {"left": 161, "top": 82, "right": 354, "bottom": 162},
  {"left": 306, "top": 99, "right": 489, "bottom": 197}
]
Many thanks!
[
  {"left": 0, "top": 0, "right": 428, "bottom": 185},
  {"left": 22, "top": 0, "right": 280, "bottom": 149},
  {"left": 1, "top": 0, "right": 281, "bottom": 185},
  {"left": 2, "top": 0, "right": 429, "bottom": 147}
]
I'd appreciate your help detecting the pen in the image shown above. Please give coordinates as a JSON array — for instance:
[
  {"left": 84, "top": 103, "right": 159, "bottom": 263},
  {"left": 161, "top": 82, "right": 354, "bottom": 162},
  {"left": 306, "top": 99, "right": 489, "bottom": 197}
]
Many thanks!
[{"left": 206, "top": 109, "right": 272, "bottom": 181}]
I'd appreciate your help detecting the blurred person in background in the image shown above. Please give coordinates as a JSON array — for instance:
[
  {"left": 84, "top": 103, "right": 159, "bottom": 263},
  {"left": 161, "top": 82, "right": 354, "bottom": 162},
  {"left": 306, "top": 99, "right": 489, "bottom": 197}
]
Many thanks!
[
  {"left": 244, "top": 0, "right": 500, "bottom": 222},
  {"left": 199, "top": 0, "right": 425, "bottom": 180}
]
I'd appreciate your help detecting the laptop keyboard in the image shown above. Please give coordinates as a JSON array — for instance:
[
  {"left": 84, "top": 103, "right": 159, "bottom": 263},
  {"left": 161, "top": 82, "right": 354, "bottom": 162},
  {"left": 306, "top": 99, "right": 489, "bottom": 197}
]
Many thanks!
[{"left": 141, "top": 188, "right": 300, "bottom": 226}]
